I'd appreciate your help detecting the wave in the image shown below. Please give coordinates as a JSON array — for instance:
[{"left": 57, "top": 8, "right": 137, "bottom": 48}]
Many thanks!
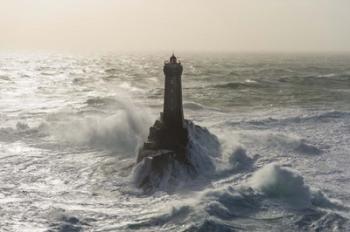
[
  {"left": 47, "top": 209, "right": 86, "bottom": 232},
  {"left": 56, "top": 114, "right": 147, "bottom": 153},
  {"left": 127, "top": 161, "right": 349, "bottom": 231},
  {"left": 127, "top": 205, "right": 192, "bottom": 230},
  {"left": 0, "top": 112, "right": 150, "bottom": 155},
  {"left": 131, "top": 184, "right": 348, "bottom": 231},
  {"left": 186, "top": 218, "right": 240, "bottom": 232},
  {"left": 228, "top": 147, "right": 254, "bottom": 170},
  {"left": 307, "top": 73, "right": 350, "bottom": 80},
  {"left": 295, "top": 211, "right": 349, "bottom": 231},
  {"left": 118, "top": 82, "right": 144, "bottom": 92},
  {"left": 85, "top": 96, "right": 117, "bottom": 107},
  {"left": 226, "top": 110, "right": 350, "bottom": 129},
  {"left": 249, "top": 163, "right": 346, "bottom": 210},
  {"left": 183, "top": 101, "right": 222, "bottom": 112},
  {"left": 0, "top": 75, "right": 11, "bottom": 81},
  {"left": 183, "top": 102, "right": 205, "bottom": 111},
  {"left": 212, "top": 144, "right": 256, "bottom": 180},
  {"left": 49, "top": 101, "right": 152, "bottom": 153},
  {"left": 263, "top": 133, "right": 322, "bottom": 155},
  {"left": 249, "top": 163, "right": 312, "bottom": 208},
  {"left": 198, "top": 164, "right": 347, "bottom": 230},
  {"left": 49, "top": 215, "right": 84, "bottom": 232},
  {"left": 0, "top": 93, "right": 153, "bottom": 155},
  {"left": 233, "top": 131, "right": 322, "bottom": 156},
  {"left": 212, "top": 81, "right": 258, "bottom": 89}
]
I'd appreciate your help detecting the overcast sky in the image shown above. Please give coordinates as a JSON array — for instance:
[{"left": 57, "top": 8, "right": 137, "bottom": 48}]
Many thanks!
[{"left": 1, "top": 0, "right": 350, "bottom": 53}]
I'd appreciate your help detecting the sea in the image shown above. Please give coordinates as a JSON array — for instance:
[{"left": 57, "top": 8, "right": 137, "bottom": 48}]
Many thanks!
[{"left": 0, "top": 52, "right": 349, "bottom": 231}]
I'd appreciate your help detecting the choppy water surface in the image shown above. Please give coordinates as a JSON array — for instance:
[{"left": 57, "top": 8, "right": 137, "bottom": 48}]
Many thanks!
[{"left": 0, "top": 53, "right": 349, "bottom": 231}]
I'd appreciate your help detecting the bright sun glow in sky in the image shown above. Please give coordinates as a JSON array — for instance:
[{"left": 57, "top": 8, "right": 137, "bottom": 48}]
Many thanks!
[{"left": 1, "top": 0, "right": 350, "bottom": 52}]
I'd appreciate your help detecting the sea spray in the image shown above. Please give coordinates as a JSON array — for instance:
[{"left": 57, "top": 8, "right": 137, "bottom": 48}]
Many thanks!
[{"left": 48, "top": 92, "right": 152, "bottom": 154}]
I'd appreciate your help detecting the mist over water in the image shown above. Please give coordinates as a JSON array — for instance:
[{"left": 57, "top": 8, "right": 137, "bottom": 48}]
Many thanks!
[{"left": 0, "top": 53, "right": 349, "bottom": 231}]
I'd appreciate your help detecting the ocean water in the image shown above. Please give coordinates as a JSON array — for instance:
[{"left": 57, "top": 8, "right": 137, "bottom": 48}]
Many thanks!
[{"left": 0, "top": 52, "right": 349, "bottom": 231}]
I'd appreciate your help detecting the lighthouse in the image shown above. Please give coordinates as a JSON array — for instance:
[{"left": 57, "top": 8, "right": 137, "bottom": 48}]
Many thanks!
[
  {"left": 135, "top": 54, "right": 218, "bottom": 190},
  {"left": 162, "top": 54, "right": 185, "bottom": 130},
  {"left": 137, "top": 54, "right": 188, "bottom": 165}
]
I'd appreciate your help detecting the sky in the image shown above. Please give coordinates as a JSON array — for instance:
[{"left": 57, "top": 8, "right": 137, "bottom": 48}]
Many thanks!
[{"left": 1, "top": 0, "right": 350, "bottom": 53}]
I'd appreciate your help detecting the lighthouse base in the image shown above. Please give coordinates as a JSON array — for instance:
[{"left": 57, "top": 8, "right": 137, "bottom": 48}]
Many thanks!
[
  {"left": 136, "top": 119, "right": 194, "bottom": 189},
  {"left": 134, "top": 120, "right": 221, "bottom": 192}
]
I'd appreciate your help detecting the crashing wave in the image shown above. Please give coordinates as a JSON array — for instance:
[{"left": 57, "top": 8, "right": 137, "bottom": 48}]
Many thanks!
[
  {"left": 249, "top": 163, "right": 312, "bottom": 208},
  {"left": 249, "top": 163, "right": 345, "bottom": 210},
  {"left": 236, "top": 131, "right": 322, "bottom": 155}
]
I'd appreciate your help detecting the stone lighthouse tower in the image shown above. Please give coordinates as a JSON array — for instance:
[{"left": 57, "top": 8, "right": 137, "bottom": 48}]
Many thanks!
[
  {"left": 135, "top": 54, "right": 200, "bottom": 190},
  {"left": 162, "top": 54, "right": 184, "bottom": 129},
  {"left": 137, "top": 54, "right": 188, "bottom": 165}
]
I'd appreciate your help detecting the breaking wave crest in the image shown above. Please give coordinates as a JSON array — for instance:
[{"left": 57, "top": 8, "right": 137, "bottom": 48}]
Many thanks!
[
  {"left": 1, "top": 94, "right": 153, "bottom": 155},
  {"left": 51, "top": 112, "right": 149, "bottom": 153},
  {"left": 132, "top": 163, "right": 349, "bottom": 231},
  {"left": 249, "top": 163, "right": 346, "bottom": 210},
  {"left": 249, "top": 163, "right": 312, "bottom": 208},
  {"left": 50, "top": 96, "right": 152, "bottom": 154}
]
